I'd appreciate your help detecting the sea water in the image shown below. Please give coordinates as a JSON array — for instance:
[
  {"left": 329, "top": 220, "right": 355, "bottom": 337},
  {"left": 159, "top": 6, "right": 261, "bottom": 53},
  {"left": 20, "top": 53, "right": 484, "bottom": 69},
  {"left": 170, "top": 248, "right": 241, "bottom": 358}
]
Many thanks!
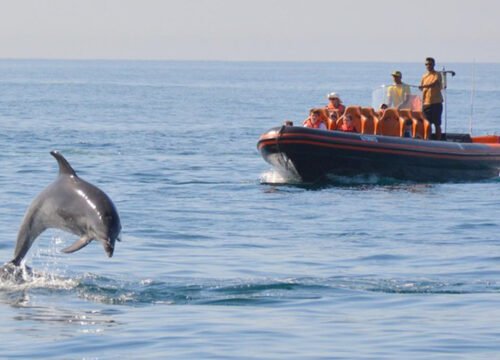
[{"left": 0, "top": 60, "right": 499, "bottom": 359}]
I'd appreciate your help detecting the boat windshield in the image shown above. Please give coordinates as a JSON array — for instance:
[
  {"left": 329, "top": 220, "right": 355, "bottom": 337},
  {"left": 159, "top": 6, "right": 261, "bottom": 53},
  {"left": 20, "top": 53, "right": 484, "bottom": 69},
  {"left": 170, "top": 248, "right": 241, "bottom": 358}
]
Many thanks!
[{"left": 372, "top": 85, "right": 422, "bottom": 111}]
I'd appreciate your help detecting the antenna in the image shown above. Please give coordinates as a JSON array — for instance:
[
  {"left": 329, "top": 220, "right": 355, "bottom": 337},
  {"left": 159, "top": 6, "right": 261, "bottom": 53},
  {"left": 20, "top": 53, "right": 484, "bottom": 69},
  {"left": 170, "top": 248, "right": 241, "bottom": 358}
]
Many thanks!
[
  {"left": 469, "top": 60, "right": 476, "bottom": 135},
  {"left": 441, "top": 67, "right": 456, "bottom": 136}
]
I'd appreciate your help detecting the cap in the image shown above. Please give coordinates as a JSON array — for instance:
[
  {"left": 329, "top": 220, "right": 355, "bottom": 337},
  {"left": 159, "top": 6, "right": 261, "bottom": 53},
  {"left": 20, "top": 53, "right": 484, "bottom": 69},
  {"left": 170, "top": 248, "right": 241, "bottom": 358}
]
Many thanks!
[
  {"left": 392, "top": 71, "right": 402, "bottom": 77},
  {"left": 327, "top": 92, "right": 341, "bottom": 100}
]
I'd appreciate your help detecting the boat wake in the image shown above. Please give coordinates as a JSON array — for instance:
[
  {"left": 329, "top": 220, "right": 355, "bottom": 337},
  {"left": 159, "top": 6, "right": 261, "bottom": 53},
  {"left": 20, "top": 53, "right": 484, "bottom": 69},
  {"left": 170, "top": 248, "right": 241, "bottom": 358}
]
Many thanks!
[
  {"left": 260, "top": 169, "right": 417, "bottom": 188},
  {"left": 324, "top": 173, "right": 414, "bottom": 186},
  {"left": 261, "top": 170, "right": 500, "bottom": 188}
]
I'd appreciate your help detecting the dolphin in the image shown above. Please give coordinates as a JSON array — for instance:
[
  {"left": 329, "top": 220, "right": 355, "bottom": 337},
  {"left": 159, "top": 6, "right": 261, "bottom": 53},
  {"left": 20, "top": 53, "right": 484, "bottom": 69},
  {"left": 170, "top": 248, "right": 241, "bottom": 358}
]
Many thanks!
[{"left": 8, "top": 150, "right": 121, "bottom": 267}]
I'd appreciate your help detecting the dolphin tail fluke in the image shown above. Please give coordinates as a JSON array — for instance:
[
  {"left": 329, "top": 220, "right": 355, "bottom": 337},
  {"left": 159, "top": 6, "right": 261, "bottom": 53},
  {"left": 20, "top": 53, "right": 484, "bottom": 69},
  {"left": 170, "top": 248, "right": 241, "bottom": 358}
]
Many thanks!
[
  {"left": 10, "top": 258, "right": 22, "bottom": 267},
  {"left": 61, "top": 235, "right": 93, "bottom": 254}
]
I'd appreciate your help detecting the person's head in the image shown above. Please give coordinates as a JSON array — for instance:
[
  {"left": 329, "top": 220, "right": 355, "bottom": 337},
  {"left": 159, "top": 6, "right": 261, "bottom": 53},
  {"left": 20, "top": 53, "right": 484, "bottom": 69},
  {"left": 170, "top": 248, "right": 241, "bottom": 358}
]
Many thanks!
[
  {"left": 379, "top": 103, "right": 388, "bottom": 116},
  {"left": 425, "top": 57, "right": 435, "bottom": 71},
  {"left": 392, "top": 70, "right": 402, "bottom": 84},
  {"left": 310, "top": 108, "right": 321, "bottom": 123},
  {"left": 328, "top": 110, "right": 338, "bottom": 121},
  {"left": 327, "top": 92, "right": 341, "bottom": 106},
  {"left": 345, "top": 114, "right": 353, "bottom": 124}
]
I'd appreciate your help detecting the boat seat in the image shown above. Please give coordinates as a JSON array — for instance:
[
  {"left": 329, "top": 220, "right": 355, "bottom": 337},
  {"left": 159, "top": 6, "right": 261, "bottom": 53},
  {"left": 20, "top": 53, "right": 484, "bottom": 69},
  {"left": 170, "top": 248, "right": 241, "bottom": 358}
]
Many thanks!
[
  {"left": 360, "top": 107, "right": 379, "bottom": 134},
  {"left": 411, "top": 110, "right": 431, "bottom": 139},
  {"left": 336, "top": 106, "right": 363, "bottom": 133},
  {"left": 398, "top": 109, "right": 416, "bottom": 138},
  {"left": 317, "top": 108, "right": 333, "bottom": 130},
  {"left": 375, "top": 108, "right": 405, "bottom": 137}
]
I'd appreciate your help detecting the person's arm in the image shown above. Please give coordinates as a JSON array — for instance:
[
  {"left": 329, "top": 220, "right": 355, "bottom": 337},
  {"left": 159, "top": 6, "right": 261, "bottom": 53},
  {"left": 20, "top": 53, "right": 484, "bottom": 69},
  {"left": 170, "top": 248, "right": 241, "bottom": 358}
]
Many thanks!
[
  {"left": 436, "top": 73, "right": 443, "bottom": 90},
  {"left": 420, "top": 74, "right": 441, "bottom": 89},
  {"left": 418, "top": 76, "right": 425, "bottom": 91}
]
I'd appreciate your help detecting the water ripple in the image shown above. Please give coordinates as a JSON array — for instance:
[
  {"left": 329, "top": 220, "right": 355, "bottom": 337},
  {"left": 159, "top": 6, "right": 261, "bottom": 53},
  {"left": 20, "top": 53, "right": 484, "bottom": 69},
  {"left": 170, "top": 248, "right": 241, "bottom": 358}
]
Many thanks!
[{"left": 4, "top": 273, "right": 498, "bottom": 308}]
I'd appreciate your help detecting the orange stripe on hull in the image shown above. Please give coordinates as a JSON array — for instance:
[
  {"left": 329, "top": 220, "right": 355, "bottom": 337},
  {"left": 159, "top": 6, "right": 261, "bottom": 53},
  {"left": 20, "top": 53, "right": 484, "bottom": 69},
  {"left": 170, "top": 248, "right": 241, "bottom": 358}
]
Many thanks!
[{"left": 258, "top": 137, "right": 500, "bottom": 161}]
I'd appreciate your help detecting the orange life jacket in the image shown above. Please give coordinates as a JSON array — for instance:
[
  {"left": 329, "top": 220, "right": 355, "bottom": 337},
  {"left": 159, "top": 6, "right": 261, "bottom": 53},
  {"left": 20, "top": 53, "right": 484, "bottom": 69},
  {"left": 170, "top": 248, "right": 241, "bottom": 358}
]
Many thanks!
[
  {"left": 340, "top": 123, "right": 357, "bottom": 133},
  {"left": 303, "top": 117, "right": 326, "bottom": 129},
  {"left": 326, "top": 103, "right": 345, "bottom": 115}
]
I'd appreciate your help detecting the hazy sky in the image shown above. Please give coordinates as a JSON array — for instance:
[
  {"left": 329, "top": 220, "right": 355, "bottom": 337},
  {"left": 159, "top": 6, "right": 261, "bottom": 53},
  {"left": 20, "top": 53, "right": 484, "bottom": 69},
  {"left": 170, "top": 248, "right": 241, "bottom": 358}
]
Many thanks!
[{"left": 0, "top": 0, "right": 499, "bottom": 62}]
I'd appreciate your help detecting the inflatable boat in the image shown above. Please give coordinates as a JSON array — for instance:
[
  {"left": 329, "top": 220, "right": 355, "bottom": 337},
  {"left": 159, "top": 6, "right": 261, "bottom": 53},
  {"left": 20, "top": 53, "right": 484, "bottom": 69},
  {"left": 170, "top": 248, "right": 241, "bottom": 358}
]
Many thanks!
[
  {"left": 258, "top": 77, "right": 500, "bottom": 182},
  {"left": 258, "top": 123, "right": 500, "bottom": 182}
]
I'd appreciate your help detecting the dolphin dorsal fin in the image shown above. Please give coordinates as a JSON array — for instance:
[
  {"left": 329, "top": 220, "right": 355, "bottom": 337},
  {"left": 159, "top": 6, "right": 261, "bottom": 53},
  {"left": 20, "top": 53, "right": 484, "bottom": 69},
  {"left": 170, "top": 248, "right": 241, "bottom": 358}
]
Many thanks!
[{"left": 50, "top": 151, "right": 77, "bottom": 177}]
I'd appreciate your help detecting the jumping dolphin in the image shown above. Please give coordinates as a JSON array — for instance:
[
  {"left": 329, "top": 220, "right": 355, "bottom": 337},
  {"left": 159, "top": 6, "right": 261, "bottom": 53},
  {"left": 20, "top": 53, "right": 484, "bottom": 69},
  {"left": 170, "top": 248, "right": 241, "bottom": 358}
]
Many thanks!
[{"left": 8, "top": 151, "right": 121, "bottom": 267}]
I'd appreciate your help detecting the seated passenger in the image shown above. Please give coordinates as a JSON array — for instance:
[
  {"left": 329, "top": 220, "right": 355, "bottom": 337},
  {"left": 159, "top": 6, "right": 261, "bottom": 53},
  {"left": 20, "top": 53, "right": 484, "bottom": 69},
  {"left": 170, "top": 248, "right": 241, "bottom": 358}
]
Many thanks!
[
  {"left": 403, "top": 119, "right": 413, "bottom": 138},
  {"left": 340, "top": 114, "right": 358, "bottom": 133},
  {"left": 326, "top": 92, "right": 346, "bottom": 115},
  {"left": 378, "top": 103, "right": 388, "bottom": 117},
  {"left": 328, "top": 109, "right": 340, "bottom": 129},
  {"left": 303, "top": 108, "right": 327, "bottom": 130}
]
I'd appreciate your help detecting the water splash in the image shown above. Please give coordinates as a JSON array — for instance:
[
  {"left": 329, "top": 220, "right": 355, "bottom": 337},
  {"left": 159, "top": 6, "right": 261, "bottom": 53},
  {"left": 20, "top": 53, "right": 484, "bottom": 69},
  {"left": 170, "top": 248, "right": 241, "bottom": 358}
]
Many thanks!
[
  {"left": 0, "top": 264, "right": 78, "bottom": 292},
  {"left": 0, "top": 234, "right": 78, "bottom": 292},
  {"left": 259, "top": 169, "right": 301, "bottom": 185}
]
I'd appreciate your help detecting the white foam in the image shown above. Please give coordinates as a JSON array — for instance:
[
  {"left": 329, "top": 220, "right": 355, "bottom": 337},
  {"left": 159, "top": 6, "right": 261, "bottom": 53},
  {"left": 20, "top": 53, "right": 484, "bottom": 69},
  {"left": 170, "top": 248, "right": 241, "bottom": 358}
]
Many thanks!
[
  {"left": 259, "top": 169, "right": 301, "bottom": 185},
  {"left": 0, "top": 266, "right": 78, "bottom": 292},
  {"left": 0, "top": 233, "right": 77, "bottom": 292}
]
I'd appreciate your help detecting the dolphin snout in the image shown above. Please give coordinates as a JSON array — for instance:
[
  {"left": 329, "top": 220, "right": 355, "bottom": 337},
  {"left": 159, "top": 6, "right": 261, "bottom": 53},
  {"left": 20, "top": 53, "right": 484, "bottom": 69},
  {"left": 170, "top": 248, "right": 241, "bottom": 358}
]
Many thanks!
[
  {"left": 105, "top": 243, "right": 114, "bottom": 258},
  {"left": 102, "top": 238, "right": 115, "bottom": 258}
]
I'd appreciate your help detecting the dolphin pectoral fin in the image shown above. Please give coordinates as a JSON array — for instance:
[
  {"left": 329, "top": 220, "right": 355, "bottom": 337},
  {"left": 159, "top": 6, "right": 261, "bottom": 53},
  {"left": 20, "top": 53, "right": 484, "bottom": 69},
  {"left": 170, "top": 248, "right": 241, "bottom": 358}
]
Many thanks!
[{"left": 61, "top": 235, "right": 93, "bottom": 254}]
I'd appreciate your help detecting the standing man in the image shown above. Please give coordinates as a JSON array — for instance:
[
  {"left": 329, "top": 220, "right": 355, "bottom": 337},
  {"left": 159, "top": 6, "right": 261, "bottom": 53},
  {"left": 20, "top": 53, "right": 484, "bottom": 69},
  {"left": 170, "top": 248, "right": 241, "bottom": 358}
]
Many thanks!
[
  {"left": 419, "top": 57, "right": 443, "bottom": 140},
  {"left": 387, "top": 70, "right": 411, "bottom": 109}
]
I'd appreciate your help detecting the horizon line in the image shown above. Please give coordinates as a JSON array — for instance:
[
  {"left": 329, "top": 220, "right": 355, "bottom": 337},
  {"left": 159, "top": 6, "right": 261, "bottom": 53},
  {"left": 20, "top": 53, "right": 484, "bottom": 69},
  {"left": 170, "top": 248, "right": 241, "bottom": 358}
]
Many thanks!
[{"left": 0, "top": 57, "right": 496, "bottom": 65}]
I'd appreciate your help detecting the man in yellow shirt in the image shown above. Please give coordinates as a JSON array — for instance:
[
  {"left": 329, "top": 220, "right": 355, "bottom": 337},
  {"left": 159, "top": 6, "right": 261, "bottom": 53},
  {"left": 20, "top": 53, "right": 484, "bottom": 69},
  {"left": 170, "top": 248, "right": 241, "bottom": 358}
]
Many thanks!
[
  {"left": 419, "top": 57, "right": 443, "bottom": 140},
  {"left": 387, "top": 71, "right": 411, "bottom": 109}
]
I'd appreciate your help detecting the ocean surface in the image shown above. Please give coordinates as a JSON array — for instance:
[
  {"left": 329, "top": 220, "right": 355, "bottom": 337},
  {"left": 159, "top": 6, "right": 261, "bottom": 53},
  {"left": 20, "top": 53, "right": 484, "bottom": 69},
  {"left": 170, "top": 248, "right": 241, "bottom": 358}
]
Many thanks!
[{"left": 0, "top": 60, "right": 499, "bottom": 359}]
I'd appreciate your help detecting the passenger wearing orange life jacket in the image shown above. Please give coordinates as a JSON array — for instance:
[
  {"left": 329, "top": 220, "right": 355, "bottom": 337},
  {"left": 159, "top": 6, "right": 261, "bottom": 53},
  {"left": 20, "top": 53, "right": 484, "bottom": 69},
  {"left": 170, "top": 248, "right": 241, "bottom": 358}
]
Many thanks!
[
  {"left": 303, "top": 108, "right": 327, "bottom": 130},
  {"left": 378, "top": 103, "right": 388, "bottom": 117},
  {"left": 326, "top": 92, "right": 346, "bottom": 115},
  {"left": 339, "top": 114, "right": 358, "bottom": 133}
]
